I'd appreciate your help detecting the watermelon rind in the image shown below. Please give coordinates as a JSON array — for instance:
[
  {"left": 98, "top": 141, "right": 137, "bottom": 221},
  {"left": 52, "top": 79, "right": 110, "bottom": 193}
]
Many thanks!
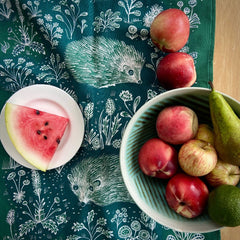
[{"left": 5, "top": 102, "right": 69, "bottom": 172}]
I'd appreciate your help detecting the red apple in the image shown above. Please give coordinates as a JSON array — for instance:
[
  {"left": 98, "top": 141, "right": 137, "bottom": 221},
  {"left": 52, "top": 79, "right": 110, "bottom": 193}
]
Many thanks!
[
  {"left": 138, "top": 138, "right": 178, "bottom": 179},
  {"left": 205, "top": 160, "right": 240, "bottom": 187},
  {"left": 195, "top": 123, "right": 214, "bottom": 145},
  {"left": 165, "top": 173, "right": 209, "bottom": 218},
  {"left": 156, "top": 105, "right": 198, "bottom": 145},
  {"left": 156, "top": 52, "right": 196, "bottom": 90},
  {"left": 150, "top": 8, "right": 190, "bottom": 52},
  {"left": 178, "top": 139, "right": 217, "bottom": 177}
]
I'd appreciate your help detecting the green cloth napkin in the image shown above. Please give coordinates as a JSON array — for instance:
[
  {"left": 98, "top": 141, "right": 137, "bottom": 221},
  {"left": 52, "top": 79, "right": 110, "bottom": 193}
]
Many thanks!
[{"left": 0, "top": 0, "right": 220, "bottom": 239}]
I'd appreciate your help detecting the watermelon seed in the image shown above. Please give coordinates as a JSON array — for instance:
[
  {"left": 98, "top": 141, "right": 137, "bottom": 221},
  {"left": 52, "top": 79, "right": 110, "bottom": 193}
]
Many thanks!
[
  {"left": 56, "top": 138, "right": 60, "bottom": 144},
  {"left": 37, "top": 130, "right": 41, "bottom": 135},
  {"left": 36, "top": 110, "right": 40, "bottom": 115},
  {"left": 44, "top": 135, "right": 48, "bottom": 140},
  {"left": 45, "top": 121, "right": 49, "bottom": 126}
]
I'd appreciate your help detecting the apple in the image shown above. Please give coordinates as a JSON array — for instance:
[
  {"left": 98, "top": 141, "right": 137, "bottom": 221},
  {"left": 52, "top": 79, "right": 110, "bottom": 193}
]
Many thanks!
[
  {"left": 138, "top": 138, "right": 178, "bottom": 179},
  {"left": 178, "top": 139, "right": 218, "bottom": 177},
  {"left": 205, "top": 160, "right": 240, "bottom": 187},
  {"left": 156, "top": 105, "right": 198, "bottom": 145},
  {"left": 156, "top": 52, "right": 197, "bottom": 90},
  {"left": 195, "top": 123, "right": 214, "bottom": 145},
  {"left": 165, "top": 173, "right": 209, "bottom": 218},
  {"left": 150, "top": 8, "right": 190, "bottom": 52}
]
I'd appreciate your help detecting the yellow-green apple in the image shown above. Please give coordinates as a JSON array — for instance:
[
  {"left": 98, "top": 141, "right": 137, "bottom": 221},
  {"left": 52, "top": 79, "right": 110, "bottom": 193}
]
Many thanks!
[
  {"left": 156, "top": 105, "right": 198, "bottom": 145},
  {"left": 165, "top": 173, "right": 209, "bottom": 218},
  {"left": 138, "top": 138, "right": 178, "bottom": 179},
  {"left": 178, "top": 139, "right": 218, "bottom": 177},
  {"left": 205, "top": 160, "right": 240, "bottom": 187},
  {"left": 195, "top": 123, "right": 214, "bottom": 145},
  {"left": 150, "top": 8, "right": 190, "bottom": 52},
  {"left": 156, "top": 52, "right": 197, "bottom": 90}
]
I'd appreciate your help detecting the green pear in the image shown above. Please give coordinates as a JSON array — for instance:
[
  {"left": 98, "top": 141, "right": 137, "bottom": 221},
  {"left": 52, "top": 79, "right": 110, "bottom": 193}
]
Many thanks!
[{"left": 209, "top": 82, "right": 240, "bottom": 166}]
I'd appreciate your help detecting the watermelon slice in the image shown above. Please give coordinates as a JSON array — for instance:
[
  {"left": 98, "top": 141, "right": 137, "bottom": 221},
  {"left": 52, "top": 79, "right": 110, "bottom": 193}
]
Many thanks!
[{"left": 5, "top": 102, "right": 69, "bottom": 172}]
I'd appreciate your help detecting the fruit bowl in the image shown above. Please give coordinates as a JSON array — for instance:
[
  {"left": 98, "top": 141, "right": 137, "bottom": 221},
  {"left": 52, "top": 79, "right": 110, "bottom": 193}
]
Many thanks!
[{"left": 120, "top": 87, "right": 240, "bottom": 233}]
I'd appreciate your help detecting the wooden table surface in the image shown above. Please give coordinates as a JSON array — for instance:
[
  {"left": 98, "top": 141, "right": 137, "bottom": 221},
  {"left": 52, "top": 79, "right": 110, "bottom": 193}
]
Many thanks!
[{"left": 213, "top": 0, "right": 240, "bottom": 239}]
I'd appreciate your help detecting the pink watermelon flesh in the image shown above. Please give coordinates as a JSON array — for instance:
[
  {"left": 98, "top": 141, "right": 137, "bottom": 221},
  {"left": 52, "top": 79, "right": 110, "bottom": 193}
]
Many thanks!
[{"left": 5, "top": 102, "right": 69, "bottom": 171}]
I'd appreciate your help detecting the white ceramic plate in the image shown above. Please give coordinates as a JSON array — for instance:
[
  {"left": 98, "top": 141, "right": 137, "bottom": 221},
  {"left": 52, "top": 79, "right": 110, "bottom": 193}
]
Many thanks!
[{"left": 0, "top": 84, "right": 85, "bottom": 170}]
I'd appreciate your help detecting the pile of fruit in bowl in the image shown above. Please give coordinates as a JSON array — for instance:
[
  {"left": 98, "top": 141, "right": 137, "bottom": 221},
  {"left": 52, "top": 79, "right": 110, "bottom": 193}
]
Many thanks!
[{"left": 120, "top": 86, "right": 240, "bottom": 233}]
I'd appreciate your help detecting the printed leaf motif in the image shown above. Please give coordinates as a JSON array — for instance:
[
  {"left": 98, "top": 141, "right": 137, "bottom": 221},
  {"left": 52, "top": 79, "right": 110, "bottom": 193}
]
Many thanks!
[
  {"left": 34, "top": 208, "right": 45, "bottom": 222},
  {"left": 0, "top": 57, "right": 35, "bottom": 91},
  {"left": 177, "top": 0, "right": 201, "bottom": 28},
  {"left": 93, "top": 9, "right": 122, "bottom": 33},
  {"left": 87, "top": 210, "right": 95, "bottom": 224},
  {"left": 67, "top": 209, "right": 113, "bottom": 239},
  {"left": 52, "top": 1, "right": 88, "bottom": 39},
  {"left": 6, "top": 209, "right": 15, "bottom": 225},
  {"left": 119, "top": 90, "right": 141, "bottom": 118},
  {"left": 37, "top": 53, "right": 69, "bottom": 83},
  {"left": 19, "top": 220, "right": 37, "bottom": 236},
  {"left": 30, "top": 42, "right": 45, "bottom": 54},
  {"left": 65, "top": 9, "right": 71, "bottom": 16},
  {"left": 118, "top": 0, "right": 143, "bottom": 23},
  {"left": 12, "top": 44, "right": 25, "bottom": 56},
  {"left": 120, "top": 111, "right": 131, "bottom": 118},
  {"left": 5, "top": 171, "right": 64, "bottom": 237},
  {"left": 56, "top": 212, "right": 68, "bottom": 225},
  {"left": 145, "top": 63, "right": 155, "bottom": 71},
  {"left": 32, "top": 170, "right": 41, "bottom": 196},
  {"left": 42, "top": 219, "right": 58, "bottom": 234},
  {"left": 134, "top": 1, "right": 143, "bottom": 8},
  {"left": 143, "top": 4, "right": 163, "bottom": 27},
  {"left": 52, "top": 5, "right": 61, "bottom": 12},
  {"left": 133, "top": 96, "right": 141, "bottom": 112},
  {"left": 22, "top": 1, "right": 42, "bottom": 19},
  {"left": 5, "top": 77, "right": 13, "bottom": 82},
  {"left": 111, "top": 113, "right": 122, "bottom": 136},
  {"left": 106, "top": 98, "right": 115, "bottom": 116},
  {"left": 8, "top": 20, "right": 46, "bottom": 56},
  {"left": 0, "top": 0, "right": 13, "bottom": 19},
  {"left": 84, "top": 102, "right": 94, "bottom": 120},
  {"left": 37, "top": 17, "right": 63, "bottom": 48},
  {"left": 132, "top": 10, "right": 141, "bottom": 17},
  {"left": 56, "top": 14, "right": 64, "bottom": 22},
  {"left": 72, "top": 222, "right": 85, "bottom": 231},
  {"left": 102, "top": 115, "right": 109, "bottom": 136},
  {"left": 80, "top": 12, "right": 88, "bottom": 17}
]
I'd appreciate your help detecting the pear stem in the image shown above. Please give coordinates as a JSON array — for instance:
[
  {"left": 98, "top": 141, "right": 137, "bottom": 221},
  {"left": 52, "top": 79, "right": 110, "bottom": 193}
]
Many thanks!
[{"left": 208, "top": 81, "right": 214, "bottom": 90}]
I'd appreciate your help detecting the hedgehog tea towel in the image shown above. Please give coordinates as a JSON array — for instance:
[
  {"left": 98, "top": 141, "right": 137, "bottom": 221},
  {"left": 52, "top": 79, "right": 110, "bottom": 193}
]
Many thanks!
[{"left": 0, "top": 0, "right": 219, "bottom": 239}]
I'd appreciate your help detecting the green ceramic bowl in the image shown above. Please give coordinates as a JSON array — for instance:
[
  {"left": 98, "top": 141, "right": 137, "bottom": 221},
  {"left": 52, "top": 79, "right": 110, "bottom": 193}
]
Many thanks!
[{"left": 120, "top": 87, "right": 240, "bottom": 233}]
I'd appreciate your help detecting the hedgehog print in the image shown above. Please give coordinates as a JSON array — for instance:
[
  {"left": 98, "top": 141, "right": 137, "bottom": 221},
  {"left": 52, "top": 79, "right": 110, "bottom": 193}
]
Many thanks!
[
  {"left": 67, "top": 154, "right": 133, "bottom": 206},
  {"left": 65, "top": 36, "right": 145, "bottom": 88}
]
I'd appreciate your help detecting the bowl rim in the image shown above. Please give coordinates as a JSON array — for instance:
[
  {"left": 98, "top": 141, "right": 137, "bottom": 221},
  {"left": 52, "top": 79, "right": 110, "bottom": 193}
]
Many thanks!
[{"left": 120, "top": 86, "right": 240, "bottom": 233}]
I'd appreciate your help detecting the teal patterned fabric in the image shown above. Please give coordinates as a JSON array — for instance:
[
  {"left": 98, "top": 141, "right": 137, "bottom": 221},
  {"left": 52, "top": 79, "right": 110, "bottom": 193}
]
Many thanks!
[{"left": 0, "top": 0, "right": 220, "bottom": 239}]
